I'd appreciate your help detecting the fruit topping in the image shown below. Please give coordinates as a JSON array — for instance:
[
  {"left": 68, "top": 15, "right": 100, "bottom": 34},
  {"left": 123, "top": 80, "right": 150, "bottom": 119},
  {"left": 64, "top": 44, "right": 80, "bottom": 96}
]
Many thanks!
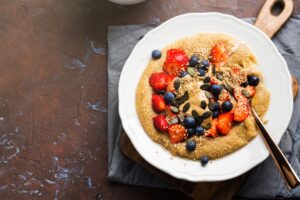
[
  {"left": 187, "top": 128, "right": 195, "bottom": 138},
  {"left": 186, "top": 140, "right": 197, "bottom": 151},
  {"left": 222, "top": 101, "right": 233, "bottom": 112},
  {"left": 205, "top": 119, "right": 218, "bottom": 137},
  {"left": 195, "top": 126, "right": 205, "bottom": 136},
  {"left": 189, "top": 55, "right": 199, "bottom": 67},
  {"left": 198, "top": 68, "right": 206, "bottom": 76},
  {"left": 163, "top": 49, "right": 189, "bottom": 75},
  {"left": 152, "top": 94, "right": 166, "bottom": 113},
  {"left": 233, "top": 98, "right": 250, "bottom": 122},
  {"left": 200, "top": 60, "right": 210, "bottom": 69},
  {"left": 200, "top": 156, "right": 209, "bottom": 166},
  {"left": 208, "top": 101, "right": 219, "bottom": 112},
  {"left": 210, "top": 84, "right": 222, "bottom": 97},
  {"left": 210, "top": 43, "right": 228, "bottom": 64},
  {"left": 247, "top": 75, "right": 260, "bottom": 86},
  {"left": 217, "top": 112, "right": 234, "bottom": 135},
  {"left": 164, "top": 92, "right": 175, "bottom": 104},
  {"left": 168, "top": 124, "right": 187, "bottom": 143},
  {"left": 153, "top": 115, "right": 169, "bottom": 133},
  {"left": 151, "top": 50, "right": 162, "bottom": 59},
  {"left": 149, "top": 72, "right": 168, "bottom": 91},
  {"left": 184, "top": 116, "right": 196, "bottom": 128}
]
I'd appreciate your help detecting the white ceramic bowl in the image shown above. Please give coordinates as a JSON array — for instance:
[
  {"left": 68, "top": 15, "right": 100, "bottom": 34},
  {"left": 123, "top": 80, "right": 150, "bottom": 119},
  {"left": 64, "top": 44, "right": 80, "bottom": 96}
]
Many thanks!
[{"left": 118, "top": 13, "right": 293, "bottom": 182}]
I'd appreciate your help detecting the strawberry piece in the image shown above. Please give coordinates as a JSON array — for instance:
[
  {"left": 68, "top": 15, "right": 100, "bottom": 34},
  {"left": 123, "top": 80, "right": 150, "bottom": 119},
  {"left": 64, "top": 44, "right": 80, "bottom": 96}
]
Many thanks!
[
  {"left": 152, "top": 94, "right": 166, "bottom": 113},
  {"left": 168, "top": 124, "right": 187, "bottom": 143},
  {"left": 246, "top": 85, "right": 256, "bottom": 97},
  {"left": 210, "top": 43, "right": 228, "bottom": 64},
  {"left": 163, "top": 49, "right": 189, "bottom": 75},
  {"left": 149, "top": 72, "right": 169, "bottom": 91},
  {"left": 210, "top": 77, "right": 219, "bottom": 85},
  {"left": 234, "top": 98, "right": 250, "bottom": 122},
  {"left": 153, "top": 115, "right": 169, "bottom": 133},
  {"left": 166, "top": 75, "right": 177, "bottom": 92},
  {"left": 217, "top": 112, "right": 234, "bottom": 135},
  {"left": 205, "top": 119, "right": 218, "bottom": 137}
]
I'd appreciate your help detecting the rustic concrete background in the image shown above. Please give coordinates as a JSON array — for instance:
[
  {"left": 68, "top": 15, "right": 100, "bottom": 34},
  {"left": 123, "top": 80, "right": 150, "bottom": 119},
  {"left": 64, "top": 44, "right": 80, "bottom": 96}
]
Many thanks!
[{"left": 0, "top": 0, "right": 299, "bottom": 199}]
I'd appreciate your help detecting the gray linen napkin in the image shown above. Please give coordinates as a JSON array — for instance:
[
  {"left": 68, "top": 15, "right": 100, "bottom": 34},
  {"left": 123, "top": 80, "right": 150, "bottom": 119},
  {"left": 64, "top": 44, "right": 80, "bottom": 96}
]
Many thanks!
[{"left": 107, "top": 16, "right": 300, "bottom": 198}]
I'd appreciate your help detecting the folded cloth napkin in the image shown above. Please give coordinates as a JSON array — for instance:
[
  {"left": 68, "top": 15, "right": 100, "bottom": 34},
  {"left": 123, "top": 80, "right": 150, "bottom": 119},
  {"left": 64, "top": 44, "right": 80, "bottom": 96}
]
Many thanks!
[{"left": 107, "top": 16, "right": 300, "bottom": 198}]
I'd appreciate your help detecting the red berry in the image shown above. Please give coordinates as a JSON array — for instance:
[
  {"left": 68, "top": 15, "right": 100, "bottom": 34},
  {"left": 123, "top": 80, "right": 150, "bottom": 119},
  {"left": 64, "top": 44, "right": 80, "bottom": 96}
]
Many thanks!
[
  {"left": 217, "top": 112, "right": 234, "bottom": 135},
  {"left": 163, "top": 49, "right": 189, "bottom": 75},
  {"left": 168, "top": 124, "right": 187, "bottom": 143},
  {"left": 153, "top": 115, "right": 169, "bottom": 133},
  {"left": 234, "top": 98, "right": 250, "bottom": 122},
  {"left": 210, "top": 43, "right": 228, "bottom": 64},
  {"left": 152, "top": 94, "right": 166, "bottom": 113},
  {"left": 149, "top": 72, "right": 169, "bottom": 91}
]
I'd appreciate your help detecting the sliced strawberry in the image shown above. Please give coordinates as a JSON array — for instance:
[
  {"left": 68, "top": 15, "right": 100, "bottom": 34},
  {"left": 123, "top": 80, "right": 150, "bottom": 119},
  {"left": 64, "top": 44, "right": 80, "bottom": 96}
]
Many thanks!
[
  {"left": 205, "top": 119, "right": 218, "bottom": 137},
  {"left": 168, "top": 124, "right": 187, "bottom": 143},
  {"left": 217, "top": 112, "right": 234, "bottom": 135},
  {"left": 163, "top": 49, "right": 189, "bottom": 75},
  {"left": 166, "top": 75, "right": 177, "bottom": 92},
  {"left": 246, "top": 85, "right": 256, "bottom": 97},
  {"left": 234, "top": 98, "right": 250, "bottom": 122},
  {"left": 153, "top": 115, "right": 169, "bottom": 133},
  {"left": 152, "top": 94, "right": 166, "bottom": 113},
  {"left": 210, "top": 77, "right": 219, "bottom": 85},
  {"left": 149, "top": 72, "right": 169, "bottom": 91},
  {"left": 210, "top": 43, "right": 228, "bottom": 64}
]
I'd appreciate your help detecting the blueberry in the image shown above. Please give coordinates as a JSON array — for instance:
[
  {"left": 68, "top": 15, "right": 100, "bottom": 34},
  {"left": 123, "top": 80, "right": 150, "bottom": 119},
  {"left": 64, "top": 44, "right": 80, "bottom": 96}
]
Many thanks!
[
  {"left": 151, "top": 50, "right": 161, "bottom": 59},
  {"left": 200, "top": 100, "right": 207, "bottom": 109},
  {"left": 247, "top": 75, "right": 260, "bottom": 86},
  {"left": 187, "top": 128, "right": 195, "bottom": 137},
  {"left": 208, "top": 101, "right": 219, "bottom": 111},
  {"left": 179, "top": 71, "right": 188, "bottom": 77},
  {"left": 222, "top": 101, "right": 233, "bottom": 112},
  {"left": 186, "top": 140, "right": 197, "bottom": 151},
  {"left": 195, "top": 126, "right": 204, "bottom": 136},
  {"left": 210, "top": 84, "right": 222, "bottom": 97},
  {"left": 164, "top": 92, "right": 175, "bottom": 104},
  {"left": 241, "top": 81, "right": 248, "bottom": 87},
  {"left": 200, "top": 156, "right": 209, "bottom": 166},
  {"left": 212, "top": 111, "right": 219, "bottom": 118},
  {"left": 200, "top": 60, "right": 210, "bottom": 69},
  {"left": 189, "top": 55, "right": 199, "bottom": 67},
  {"left": 184, "top": 116, "right": 196, "bottom": 128},
  {"left": 198, "top": 69, "right": 206, "bottom": 76}
]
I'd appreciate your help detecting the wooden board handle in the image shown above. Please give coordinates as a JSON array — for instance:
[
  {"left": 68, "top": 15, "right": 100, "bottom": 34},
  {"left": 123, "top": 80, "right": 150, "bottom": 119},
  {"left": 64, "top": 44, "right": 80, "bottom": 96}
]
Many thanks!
[{"left": 254, "top": 0, "right": 293, "bottom": 38}]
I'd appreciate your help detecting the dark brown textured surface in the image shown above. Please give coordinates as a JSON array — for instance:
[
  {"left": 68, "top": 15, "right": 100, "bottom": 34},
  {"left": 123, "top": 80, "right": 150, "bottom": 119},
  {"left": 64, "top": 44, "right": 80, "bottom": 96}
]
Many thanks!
[{"left": 0, "top": 0, "right": 299, "bottom": 200}]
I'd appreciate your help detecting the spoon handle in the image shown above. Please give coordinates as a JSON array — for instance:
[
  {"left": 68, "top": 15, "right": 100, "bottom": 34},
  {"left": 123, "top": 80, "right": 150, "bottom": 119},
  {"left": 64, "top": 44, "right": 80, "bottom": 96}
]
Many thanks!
[{"left": 251, "top": 108, "right": 300, "bottom": 189}]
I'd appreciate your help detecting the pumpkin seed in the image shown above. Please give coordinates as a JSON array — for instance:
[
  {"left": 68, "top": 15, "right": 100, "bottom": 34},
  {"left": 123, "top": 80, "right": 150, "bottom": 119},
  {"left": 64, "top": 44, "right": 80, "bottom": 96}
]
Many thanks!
[
  {"left": 203, "top": 123, "right": 212, "bottom": 130},
  {"left": 192, "top": 110, "right": 199, "bottom": 119},
  {"left": 171, "top": 99, "right": 180, "bottom": 107},
  {"left": 205, "top": 91, "right": 213, "bottom": 99},
  {"left": 224, "top": 82, "right": 233, "bottom": 94},
  {"left": 170, "top": 106, "right": 179, "bottom": 113},
  {"left": 182, "top": 102, "right": 190, "bottom": 113},
  {"left": 242, "top": 89, "right": 251, "bottom": 98},
  {"left": 203, "top": 76, "right": 211, "bottom": 83},
  {"left": 169, "top": 117, "right": 179, "bottom": 125},
  {"left": 216, "top": 73, "right": 223, "bottom": 80},
  {"left": 212, "top": 65, "right": 216, "bottom": 75},
  {"left": 200, "top": 83, "right": 211, "bottom": 91},
  {"left": 174, "top": 78, "right": 180, "bottom": 90},
  {"left": 200, "top": 100, "right": 207, "bottom": 109},
  {"left": 182, "top": 91, "right": 189, "bottom": 102},
  {"left": 197, "top": 117, "right": 204, "bottom": 125},
  {"left": 178, "top": 113, "right": 185, "bottom": 122},
  {"left": 187, "top": 67, "right": 196, "bottom": 76},
  {"left": 202, "top": 111, "right": 212, "bottom": 119}
]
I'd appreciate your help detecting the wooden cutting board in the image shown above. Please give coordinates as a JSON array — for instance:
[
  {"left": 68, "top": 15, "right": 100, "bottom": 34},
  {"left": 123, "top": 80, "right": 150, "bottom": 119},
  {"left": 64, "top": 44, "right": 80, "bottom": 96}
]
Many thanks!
[{"left": 119, "top": 0, "right": 298, "bottom": 199}]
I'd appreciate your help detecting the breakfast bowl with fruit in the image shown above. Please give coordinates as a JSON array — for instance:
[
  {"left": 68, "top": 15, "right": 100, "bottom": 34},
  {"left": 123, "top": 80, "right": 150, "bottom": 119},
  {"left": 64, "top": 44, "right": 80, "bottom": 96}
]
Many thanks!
[{"left": 118, "top": 13, "right": 293, "bottom": 181}]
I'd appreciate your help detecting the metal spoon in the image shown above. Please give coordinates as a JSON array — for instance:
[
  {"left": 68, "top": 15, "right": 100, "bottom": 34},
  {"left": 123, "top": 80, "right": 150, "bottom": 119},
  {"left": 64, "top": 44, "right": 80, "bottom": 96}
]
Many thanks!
[{"left": 251, "top": 107, "right": 300, "bottom": 189}]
